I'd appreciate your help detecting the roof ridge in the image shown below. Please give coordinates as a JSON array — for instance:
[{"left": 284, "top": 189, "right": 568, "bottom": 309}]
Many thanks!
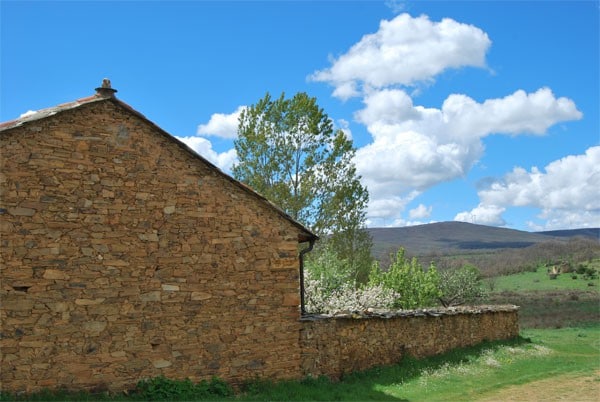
[{"left": 0, "top": 93, "right": 104, "bottom": 131}]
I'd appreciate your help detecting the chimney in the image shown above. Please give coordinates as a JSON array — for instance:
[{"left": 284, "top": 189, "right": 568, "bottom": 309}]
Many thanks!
[{"left": 95, "top": 78, "right": 118, "bottom": 98}]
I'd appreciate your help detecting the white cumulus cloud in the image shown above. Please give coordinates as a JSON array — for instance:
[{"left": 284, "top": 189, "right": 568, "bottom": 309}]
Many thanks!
[
  {"left": 196, "top": 106, "right": 246, "bottom": 138},
  {"left": 354, "top": 88, "right": 581, "bottom": 224},
  {"left": 460, "top": 147, "right": 600, "bottom": 229},
  {"left": 309, "top": 12, "right": 583, "bottom": 227},
  {"left": 528, "top": 209, "right": 600, "bottom": 232},
  {"left": 364, "top": 191, "right": 421, "bottom": 227},
  {"left": 442, "top": 88, "right": 582, "bottom": 138},
  {"left": 409, "top": 204, "right": 432, "bottom": 220},
  {"left": 479, "top": 147, "right": 600, "bottom": 211},
  {"left": 310, "top": 13, "right": 491, "bottom": 99},
  {"left": 454, "top": 204, "right": 507, "bottom": 227},
  {"left": 176, "top": 136, "right": 238, "bottom": 173}
]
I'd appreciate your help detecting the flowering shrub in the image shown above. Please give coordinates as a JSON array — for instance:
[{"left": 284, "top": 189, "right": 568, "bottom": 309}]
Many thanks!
[{"left": 304, "top": 269, "right": 399, "bottom": 314}]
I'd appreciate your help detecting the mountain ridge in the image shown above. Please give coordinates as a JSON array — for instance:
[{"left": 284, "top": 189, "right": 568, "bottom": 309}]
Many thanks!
[{"left": 366, "top": 221, "right": 599, "bottom": 258}]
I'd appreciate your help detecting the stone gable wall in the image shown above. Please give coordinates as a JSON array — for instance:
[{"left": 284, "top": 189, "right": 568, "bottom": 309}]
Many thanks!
[{"left": 0, "top": 100, "right": 305, "bottom": 393}]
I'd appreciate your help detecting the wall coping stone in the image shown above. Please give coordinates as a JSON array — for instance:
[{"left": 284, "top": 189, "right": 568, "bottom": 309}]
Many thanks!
[{"left": 300, "top": 304, "right": 519, "bottom": 321}]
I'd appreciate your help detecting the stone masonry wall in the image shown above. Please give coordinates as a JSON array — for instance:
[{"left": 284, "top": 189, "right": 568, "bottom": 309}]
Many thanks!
[
  {"left": 300, "top": 307, "right": 519, "bottom": 379},
  {"left": 0, "top": 100, "right": 306, "bottom": 393}
]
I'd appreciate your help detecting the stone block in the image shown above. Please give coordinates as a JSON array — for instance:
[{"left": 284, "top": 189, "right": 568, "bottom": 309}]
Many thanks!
[
  {"left": 8, "top": 207, "right": 36, "bottom": 216},
  {"left": 75, "top": 298, "right": 106, "bottom": 306},
  {"left": 138, "top": 233, "right": 159, "bottom": 242},
  {"left": 140, "top": 291, "right": 161, "bottom": 302},
  {"left": 191, "top": 292, "right": 212, "bottom": 300},
  {"left": 83, "top": 321, "right": 107, "bottom": 333},
  {"left": 282, "top": 293, "right": 300, "bottom": 307},
  {"left": 2, "top": 299, "right": 34, "bottom": 311},
  {"left": 152, "top": 359, "right": 172, "bottom": 368}
]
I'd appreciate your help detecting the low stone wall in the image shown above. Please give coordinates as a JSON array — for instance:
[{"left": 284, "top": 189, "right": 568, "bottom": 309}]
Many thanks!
[{"left": 300, "top": 305, "right": 519, "bottom": 379}]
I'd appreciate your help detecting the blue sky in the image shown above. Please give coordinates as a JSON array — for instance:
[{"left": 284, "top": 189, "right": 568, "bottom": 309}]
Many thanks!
[{"left": 2, "top": 0, "right": 599, "bottom": 231}]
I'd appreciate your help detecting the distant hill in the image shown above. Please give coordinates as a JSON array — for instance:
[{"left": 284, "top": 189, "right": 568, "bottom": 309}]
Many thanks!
[
  {"left": 367, "top": 222, "right": 599, "bottom": 259},
  {"left": 536, "top": 228, "right": 599, "bottom": 239}
]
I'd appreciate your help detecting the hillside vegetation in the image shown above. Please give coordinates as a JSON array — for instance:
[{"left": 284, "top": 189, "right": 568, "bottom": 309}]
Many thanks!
[
  {"left": 368, "top": 222, "right": 599, "bottom": 276},
  {"left": 367, "top": 222, "right": 598, "bottom": 261},
  {"left": 368, "top": 222, "right": 600, "bottom": 330},
  {"left": 430, "top": 237, "right": 600, "bottom": 278}
]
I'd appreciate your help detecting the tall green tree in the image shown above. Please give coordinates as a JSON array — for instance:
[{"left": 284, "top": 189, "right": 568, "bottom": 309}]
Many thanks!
[{"left": 233, "top": 92, "right": 372, "bottom": 283}]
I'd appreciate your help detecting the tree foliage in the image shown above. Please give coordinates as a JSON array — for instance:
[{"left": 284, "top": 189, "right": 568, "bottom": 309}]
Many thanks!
[
  {"left": 234, "top": 92, "right": 372, "bottom": 282},
  {"left": 438, "top": 264, "right": 484, "bottom": 307},
  {"left": 304, "top": 242, "right": 352, "bottom": 296},
  {"left": 369, "top": 248, "right": 441, "bottom": 309}
]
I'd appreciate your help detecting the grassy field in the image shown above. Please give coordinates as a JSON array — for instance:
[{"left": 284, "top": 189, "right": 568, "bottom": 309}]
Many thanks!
[
  {"left": 490, "top": 263, "right": 599, "bottom": 292},
  {"left": 369, "top": 325, "right": 599, "bottom": 401},
  {"left": 484, "top": 261, "right": 600, "bottom": 329}
]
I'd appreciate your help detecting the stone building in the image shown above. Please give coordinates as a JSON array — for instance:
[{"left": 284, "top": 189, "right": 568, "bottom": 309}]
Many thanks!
[{"left": 0, "top": 80, "right": 318, "bottom": 392}]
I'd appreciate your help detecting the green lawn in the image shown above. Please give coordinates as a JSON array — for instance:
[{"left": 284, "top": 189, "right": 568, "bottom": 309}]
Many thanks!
[{"left": 373, "top": 325, "right": 599, "bottom": 401}]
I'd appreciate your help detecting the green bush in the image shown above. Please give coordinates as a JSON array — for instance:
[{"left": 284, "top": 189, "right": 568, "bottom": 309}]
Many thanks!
[
  {"left": 583, "top": 267, "right": 598, "bottom": 280},
  {"left": 369, "top": 248, "right": 441, "bottom": 309},
  {"left": 438, "top": 264, "right": 484, "bottom": 307},
  {"left": 135, "top": 376, "right": 232, "bottom": 400}
]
